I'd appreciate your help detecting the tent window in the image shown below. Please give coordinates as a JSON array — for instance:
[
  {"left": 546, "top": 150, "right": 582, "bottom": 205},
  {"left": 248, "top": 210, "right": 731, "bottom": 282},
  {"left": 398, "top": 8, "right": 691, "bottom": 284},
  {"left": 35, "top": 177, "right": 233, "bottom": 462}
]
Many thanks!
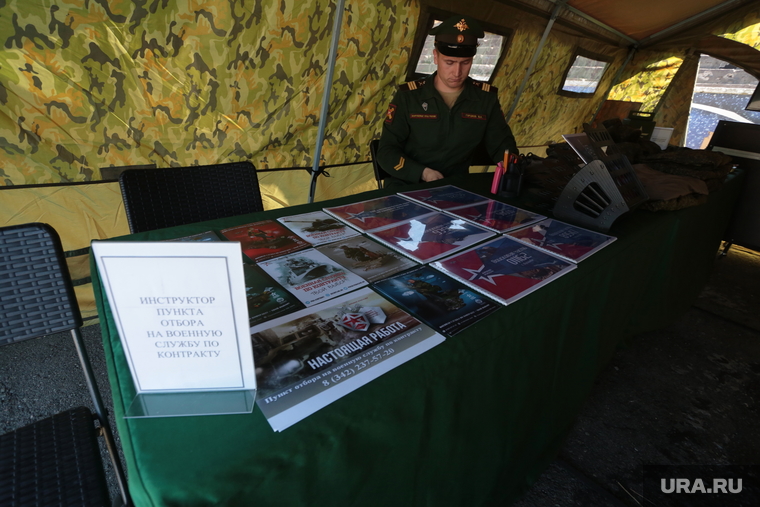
[
  {"left": 406, "top": 10, "right": 511, "bottom": 84},
  {"left": 685, "top": 54, "right": 760, "bottom": 149},
  {"left": 558, "top": 49, "right": 611, "bottom": 98}
]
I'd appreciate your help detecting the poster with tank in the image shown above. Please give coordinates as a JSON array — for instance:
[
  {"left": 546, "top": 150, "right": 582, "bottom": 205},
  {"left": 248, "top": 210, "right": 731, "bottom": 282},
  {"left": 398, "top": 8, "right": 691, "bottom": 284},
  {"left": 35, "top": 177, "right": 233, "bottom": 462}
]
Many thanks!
[
  {"left": 373, "top": 265, "right": 501, "bottom": 336},
  {"left": 256, "top": 248, "right": 367, "bottom": 307},
  {"left": 316, "top": 236, "right": 418, "bottom": 283},
  {"left": 277, "top": 210, "right": 361, "bottom": 245},
  {"left": 251, "top": 287, "right": 445, "bottom": 431}
]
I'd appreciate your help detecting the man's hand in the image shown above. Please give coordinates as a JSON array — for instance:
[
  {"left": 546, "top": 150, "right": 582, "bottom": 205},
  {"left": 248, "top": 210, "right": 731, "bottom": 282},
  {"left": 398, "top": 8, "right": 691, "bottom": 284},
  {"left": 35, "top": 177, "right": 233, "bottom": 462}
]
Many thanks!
[{"left": 422, "top": 167, "right": 444, "bottom": 182}]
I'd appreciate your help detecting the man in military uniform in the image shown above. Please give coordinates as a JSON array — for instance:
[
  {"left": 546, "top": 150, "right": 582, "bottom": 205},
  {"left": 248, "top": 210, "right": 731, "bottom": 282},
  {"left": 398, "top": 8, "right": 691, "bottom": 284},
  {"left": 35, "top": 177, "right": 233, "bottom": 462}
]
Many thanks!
[{"left": 377, "top": 15, "right": 518, "bottom": 187}]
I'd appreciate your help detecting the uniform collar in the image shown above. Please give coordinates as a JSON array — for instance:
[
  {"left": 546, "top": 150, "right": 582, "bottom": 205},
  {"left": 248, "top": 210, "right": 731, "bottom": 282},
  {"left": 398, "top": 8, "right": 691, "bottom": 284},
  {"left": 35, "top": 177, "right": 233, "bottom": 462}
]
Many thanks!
[{"left": 423, "top": 72, "right": 476, "bottom": 103}]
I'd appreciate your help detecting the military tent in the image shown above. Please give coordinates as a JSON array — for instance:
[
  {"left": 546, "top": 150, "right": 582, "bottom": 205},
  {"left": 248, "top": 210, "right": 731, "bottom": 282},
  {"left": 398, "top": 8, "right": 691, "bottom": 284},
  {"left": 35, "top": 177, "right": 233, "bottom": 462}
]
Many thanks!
[{"left": 1, "top": 0, "right": 759, "bottom": 320}]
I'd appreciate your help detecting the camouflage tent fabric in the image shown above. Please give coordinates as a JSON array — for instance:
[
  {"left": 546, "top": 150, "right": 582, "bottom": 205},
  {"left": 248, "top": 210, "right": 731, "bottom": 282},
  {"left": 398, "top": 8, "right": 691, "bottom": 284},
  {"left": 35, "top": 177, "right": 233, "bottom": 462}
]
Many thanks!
[{"left": 0, "top": 0, "right": 415, "bottom": 188}]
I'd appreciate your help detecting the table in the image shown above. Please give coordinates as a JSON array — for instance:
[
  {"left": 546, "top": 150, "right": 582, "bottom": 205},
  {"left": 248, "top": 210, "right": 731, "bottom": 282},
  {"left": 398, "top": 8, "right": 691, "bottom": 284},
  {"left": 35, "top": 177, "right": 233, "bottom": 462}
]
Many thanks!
[{"left": 92, "top": 172, "right": 743, "bottom": 506}]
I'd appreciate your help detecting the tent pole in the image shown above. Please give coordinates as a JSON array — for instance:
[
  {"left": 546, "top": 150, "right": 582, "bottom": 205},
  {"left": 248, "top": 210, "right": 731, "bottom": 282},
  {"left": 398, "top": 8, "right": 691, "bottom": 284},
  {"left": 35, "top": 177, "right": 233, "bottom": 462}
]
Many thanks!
[
  {"left": 506, "top": 0, "right": 567, "bottom": 123},
  {"left": 309, "top": 0, "right": 346, "bottom": 204},
  {"left": 591, "top": 45, "right": 638, "bottom": 123}
]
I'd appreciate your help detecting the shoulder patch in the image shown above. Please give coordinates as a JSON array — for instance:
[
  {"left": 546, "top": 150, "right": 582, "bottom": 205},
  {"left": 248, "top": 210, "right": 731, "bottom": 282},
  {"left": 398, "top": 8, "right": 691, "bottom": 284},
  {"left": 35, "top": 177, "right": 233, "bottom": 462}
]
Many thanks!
[
  {"left": 472, "top": 81, "right": 498, "bottom": 93},
  {"left": 399, "top": 79, "right": 426, "bottom": 91}
]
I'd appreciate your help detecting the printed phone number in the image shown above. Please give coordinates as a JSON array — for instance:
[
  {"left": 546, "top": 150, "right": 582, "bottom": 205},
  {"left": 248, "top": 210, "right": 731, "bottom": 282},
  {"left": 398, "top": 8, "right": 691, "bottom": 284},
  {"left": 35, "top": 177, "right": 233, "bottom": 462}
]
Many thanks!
[{"left": 321, "top": 348, "right": 395, "bottom": 386}]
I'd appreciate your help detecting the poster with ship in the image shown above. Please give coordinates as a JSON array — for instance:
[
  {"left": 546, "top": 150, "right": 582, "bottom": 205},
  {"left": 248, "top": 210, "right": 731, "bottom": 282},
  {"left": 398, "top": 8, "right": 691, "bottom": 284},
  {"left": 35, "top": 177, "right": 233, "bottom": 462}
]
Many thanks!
[
  {"left": 399, "top": 185, "right": 490, "bottom": 210},
  {"left": 446, "top": 201, "right": 545, "bottom": 233},
  {"left": 505, "top": 218, "right": 616, "bottom": 263},
  {"left": 323, "top": 195, "right": 436, "bottom": 233},
  {"left": 257, "top": 248, "right": 367, "bottom": 306},
  {"left": 251, "top": 287, "right": 445, "bottom": 431},
  {"left": 432, "top": 236, "right": 576, "bottom": 305},
  {"left": 242, "top": 263, "right": 304, "bottom": 326},
  {"left": 277, "top": 210, "right": 360, "bottom": 246},
  {"left": 373, "top": 266, "right": 501, "bottom": 336},
  {"left": 220, "top": 220, "right": 309, "bottom": 262},
  {"left": 316, "top": 236, "right": 418, "bottom": 283},
  {"left": 368, "top": 212, "right": 496, "bottom": 263}
]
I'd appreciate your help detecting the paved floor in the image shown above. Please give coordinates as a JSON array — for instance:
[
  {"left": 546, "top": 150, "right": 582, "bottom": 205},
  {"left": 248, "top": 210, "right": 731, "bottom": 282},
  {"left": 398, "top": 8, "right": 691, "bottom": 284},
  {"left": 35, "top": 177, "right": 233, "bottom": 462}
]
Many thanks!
[
  {"left": 515, "top": 245, "right": 760, "bottom": 506},
  {"left": 2, "top": 245, "right": 758, "bottom": 505}
]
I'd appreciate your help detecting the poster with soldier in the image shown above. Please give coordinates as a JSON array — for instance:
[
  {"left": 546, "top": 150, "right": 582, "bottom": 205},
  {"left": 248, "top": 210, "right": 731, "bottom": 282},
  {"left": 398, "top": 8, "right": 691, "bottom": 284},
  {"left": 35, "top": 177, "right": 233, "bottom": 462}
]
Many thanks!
[
  {"left": 373, "top": 266, "right": 501, "bottom": 336},
  {"left": 316, "top": 236, "right": 418, "bottom": 283}
]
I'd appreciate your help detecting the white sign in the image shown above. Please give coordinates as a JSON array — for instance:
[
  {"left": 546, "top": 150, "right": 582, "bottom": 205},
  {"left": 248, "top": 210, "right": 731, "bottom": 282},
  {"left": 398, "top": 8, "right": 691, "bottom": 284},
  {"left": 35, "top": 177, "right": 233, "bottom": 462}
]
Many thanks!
[{"left": 92, "top": 241, "right": 256, "bottom": 393}]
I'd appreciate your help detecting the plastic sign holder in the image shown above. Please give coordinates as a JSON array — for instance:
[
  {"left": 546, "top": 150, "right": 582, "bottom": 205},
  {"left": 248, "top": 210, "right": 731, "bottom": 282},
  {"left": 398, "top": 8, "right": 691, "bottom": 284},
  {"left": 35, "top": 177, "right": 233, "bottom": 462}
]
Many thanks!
[{"left": 92, "top": 241, "right": 256, "bottom": 418}]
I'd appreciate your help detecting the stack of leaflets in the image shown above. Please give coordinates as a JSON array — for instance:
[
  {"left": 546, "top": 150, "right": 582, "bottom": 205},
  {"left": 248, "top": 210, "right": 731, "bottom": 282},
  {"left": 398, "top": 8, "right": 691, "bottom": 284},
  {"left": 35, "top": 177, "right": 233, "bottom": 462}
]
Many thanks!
[
  {"left": 277, "top": 210, "right": 360, "bottom": 245},
  {"left": 368, "top": 212, "right": 496, "bottom": 263},
  {"left": 316, "top": 236, "right": 418, "bottom": 283},
  {"left": 446, "top": 200, "right": 545, "bottom": 233},
  {"left": 505, "top": 219, "right": 616, "bottom": 263},
  {"left": 399, "top": 185, "right": 489, "bottom": 210},
  {"left": 167, "top": 230, "right": 222, "bottom": 242},
  {"left": 220, "top": 220, "right": 309, "bottom": 262},
  {"left": 251, "top": 287, "right": 445, "bottom": 431},
  {"left": 373, "top": 266, "right": 501, "bottom": 336},
  {"left": 257, "top": 248, "right": 367, "bottom": 307},
  {"left": 431, "top": 236, "right": 576, "bottom": 306},
  {"left": 242, "top": 263, "right": 304, "bottom": 326},
  {"left": 323, "top": 195, "right": 436, "bottom": 233}
]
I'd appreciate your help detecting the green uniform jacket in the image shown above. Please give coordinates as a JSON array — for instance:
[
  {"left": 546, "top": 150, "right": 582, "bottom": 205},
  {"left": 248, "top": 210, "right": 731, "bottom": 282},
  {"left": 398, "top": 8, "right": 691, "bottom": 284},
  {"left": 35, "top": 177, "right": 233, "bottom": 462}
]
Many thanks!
[{"left": 377, "top": 73, "right": 518, "bottom": 187}]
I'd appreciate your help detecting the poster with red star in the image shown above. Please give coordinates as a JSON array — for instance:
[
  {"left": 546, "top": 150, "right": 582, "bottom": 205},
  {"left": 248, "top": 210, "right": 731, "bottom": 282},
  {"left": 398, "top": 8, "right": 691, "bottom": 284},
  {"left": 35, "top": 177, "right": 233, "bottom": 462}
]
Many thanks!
[
  {"left": 431, "top": 236, "right": 576, "bottom": 305},
  {"left": 323, "top": 195, "right": 436, "bottom": 233},
  {"left": 368, "top": 212, "right": 495, "bottom": 263},
  {"left": 250, "top": 287, "right": 445, "bottom": 431},
  {"left": 505, "top": 218, "right": 616, "bottom": 263},
  {"left": 446, "top": 200, "right": 545, "bottom": 233}
]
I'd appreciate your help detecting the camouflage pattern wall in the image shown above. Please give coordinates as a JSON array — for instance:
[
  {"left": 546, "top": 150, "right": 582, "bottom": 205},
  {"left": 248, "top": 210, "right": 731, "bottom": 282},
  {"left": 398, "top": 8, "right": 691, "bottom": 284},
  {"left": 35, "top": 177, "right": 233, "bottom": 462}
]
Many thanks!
[{"left": 0, "top": 0, "right": 416, "bottom": 188}]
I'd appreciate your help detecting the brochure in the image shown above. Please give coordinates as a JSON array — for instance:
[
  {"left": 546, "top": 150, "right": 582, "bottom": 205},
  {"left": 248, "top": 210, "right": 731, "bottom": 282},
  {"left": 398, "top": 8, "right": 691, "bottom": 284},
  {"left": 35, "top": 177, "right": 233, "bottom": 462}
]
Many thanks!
[
  {"left": 242, "top": 263, "right": 304, "bottom": 326},
  {"left": 256, "top": 248, "right": 367, "bottom": 306},
  {"left": 431, "top": 236, "right": 576, "bottom": 305},
  {"left": 167, "top": 230, "right": 222, "bottom": 242},
  {"left": 505, "top": 218, "right": 616, "bottom": 263},
  {"left": 316, "top": 236, "right": 418, "bottom": 283},
  {"left": 399, "top": 185, "right": 490, "bottom": 210},
  {"left": 368, "top": 212, "right": 496, "bottom": 263},
  {"left": 373, "top": 266, "right": 501, "bottom": 336},
  {"left": 251, "top": 287, "right": 445, "bottom": 431},
  {"left": 277, "top": 210, "right": 360, "bottom": 245},
  {"left": 323, "top": 195, "right": 436, "bottom": 233},
  {"left": 220, "top": 220, "right": 309, "bottom": 263},
  {"left": 446, "top": 201, "right": 545, "bottom": 232}
]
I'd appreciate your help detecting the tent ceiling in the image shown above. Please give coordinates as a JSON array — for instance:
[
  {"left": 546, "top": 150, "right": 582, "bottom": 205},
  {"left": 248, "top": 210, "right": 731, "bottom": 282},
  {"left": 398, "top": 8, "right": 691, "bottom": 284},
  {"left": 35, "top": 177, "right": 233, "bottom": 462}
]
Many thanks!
[{"left": 525, "top": 0, "right": 757, "bottom": 46}]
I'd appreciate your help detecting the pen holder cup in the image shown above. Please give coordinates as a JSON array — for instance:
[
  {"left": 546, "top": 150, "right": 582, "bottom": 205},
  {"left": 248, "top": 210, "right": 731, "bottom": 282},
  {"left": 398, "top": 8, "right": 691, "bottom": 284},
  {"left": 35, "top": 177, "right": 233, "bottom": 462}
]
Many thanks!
[{"left": 498, "top": 171, "right": 523, "bottom": 199}]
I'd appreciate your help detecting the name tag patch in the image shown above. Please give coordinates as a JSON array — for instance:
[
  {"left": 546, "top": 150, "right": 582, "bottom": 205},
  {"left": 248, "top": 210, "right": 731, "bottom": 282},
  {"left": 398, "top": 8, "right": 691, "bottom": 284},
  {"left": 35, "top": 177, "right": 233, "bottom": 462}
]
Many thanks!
[
  {"left": 409, "top": 113, "right": 438, "bottom": 120},
  {"left": 462, "top": 113, "right": 487, "bottom": 121}
]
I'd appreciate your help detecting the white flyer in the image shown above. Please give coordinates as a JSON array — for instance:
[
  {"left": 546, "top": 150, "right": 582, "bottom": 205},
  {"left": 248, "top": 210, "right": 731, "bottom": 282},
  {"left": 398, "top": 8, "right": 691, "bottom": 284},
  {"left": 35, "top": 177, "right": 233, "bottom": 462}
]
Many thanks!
[{"left": 92, "top": 241, "right": 256, "bottom": 394}]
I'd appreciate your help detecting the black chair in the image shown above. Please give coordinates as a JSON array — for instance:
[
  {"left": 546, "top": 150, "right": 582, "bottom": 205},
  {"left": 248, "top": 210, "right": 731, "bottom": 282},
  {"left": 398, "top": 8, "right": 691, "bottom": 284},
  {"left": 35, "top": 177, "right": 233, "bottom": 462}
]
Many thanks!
[
  {"left": 369, "top": 139, "right": 387, "bottom": 189},
  {"left": 0, "top": 223, "right": 131, "bottom": 507},
  {"left": 119, "top": 161, "right": 264, "bottom": 233}
]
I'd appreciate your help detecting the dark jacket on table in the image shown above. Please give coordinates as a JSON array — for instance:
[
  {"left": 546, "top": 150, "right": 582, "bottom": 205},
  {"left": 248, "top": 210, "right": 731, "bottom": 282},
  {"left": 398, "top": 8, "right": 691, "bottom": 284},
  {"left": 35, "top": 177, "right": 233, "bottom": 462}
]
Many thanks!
[{"left": 377, "top": 73, "right": 518, "bottom": 187}]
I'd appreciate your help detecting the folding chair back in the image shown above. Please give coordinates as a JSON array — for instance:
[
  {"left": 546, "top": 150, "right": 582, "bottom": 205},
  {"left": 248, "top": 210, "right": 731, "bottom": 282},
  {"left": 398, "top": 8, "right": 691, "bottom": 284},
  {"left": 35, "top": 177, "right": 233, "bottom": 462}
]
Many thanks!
[
  {"left": 0, "top": 223, "right": 130, "bottom": 506},
  {"left": 119, "top": 161, "right": 264, "bottom": 233}
]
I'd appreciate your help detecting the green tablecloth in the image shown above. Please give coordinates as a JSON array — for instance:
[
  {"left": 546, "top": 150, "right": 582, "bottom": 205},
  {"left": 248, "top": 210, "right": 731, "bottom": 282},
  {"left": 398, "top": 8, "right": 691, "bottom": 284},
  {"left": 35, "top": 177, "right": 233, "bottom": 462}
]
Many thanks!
[{"left": 92, "top": 173, "right": 743, "bottom": 506}]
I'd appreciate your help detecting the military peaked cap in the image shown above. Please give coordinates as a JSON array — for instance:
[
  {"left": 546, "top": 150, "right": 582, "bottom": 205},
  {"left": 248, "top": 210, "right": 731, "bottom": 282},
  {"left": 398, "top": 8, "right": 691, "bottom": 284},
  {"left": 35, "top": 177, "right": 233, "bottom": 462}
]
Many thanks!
[{"left": 430, "top": 15, "right": 484, "bottom": 58}]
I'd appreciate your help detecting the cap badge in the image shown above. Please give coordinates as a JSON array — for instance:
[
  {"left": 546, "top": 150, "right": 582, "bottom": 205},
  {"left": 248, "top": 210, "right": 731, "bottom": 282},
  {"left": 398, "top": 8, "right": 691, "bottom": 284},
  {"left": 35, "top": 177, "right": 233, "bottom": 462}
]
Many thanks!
[
  {"left": 457, "top": 34, "right": 465, "bottom": 43},
  {"left": 454, "top": 19, "right": 469, "bottom": 32}
]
